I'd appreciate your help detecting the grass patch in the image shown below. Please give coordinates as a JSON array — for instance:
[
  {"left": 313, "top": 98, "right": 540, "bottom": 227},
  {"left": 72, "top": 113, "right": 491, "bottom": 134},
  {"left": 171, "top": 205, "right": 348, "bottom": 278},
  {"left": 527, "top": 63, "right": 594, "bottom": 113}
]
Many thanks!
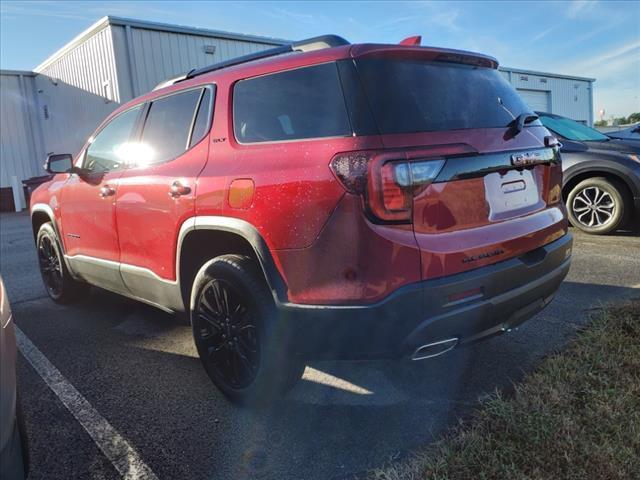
[{"left": 372, "top": 299, "right": 640, "bottom": 480}]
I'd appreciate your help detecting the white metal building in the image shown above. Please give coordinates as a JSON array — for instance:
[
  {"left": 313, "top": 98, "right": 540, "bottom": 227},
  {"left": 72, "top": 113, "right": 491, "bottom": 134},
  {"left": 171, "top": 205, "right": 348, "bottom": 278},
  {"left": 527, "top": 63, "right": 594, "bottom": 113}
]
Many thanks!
[
  {"left": 0, "top": 16, "right": 284, "bottom": 210},
  {"left": 0, "top": 15, "right": 595, "bottom": 211},
  {"left": 499, "top": 67, "right": 595, "bottom": 125},
  {"left": 0, "top": 70, "right": 44, "bottom": 196}
]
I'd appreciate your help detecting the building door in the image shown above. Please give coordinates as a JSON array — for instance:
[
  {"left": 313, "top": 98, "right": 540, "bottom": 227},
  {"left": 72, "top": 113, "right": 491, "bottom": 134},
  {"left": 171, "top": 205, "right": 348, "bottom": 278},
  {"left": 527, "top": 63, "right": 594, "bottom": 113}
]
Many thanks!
[{"left": 518, "top": 89, "right": 551, "bottom": 113}]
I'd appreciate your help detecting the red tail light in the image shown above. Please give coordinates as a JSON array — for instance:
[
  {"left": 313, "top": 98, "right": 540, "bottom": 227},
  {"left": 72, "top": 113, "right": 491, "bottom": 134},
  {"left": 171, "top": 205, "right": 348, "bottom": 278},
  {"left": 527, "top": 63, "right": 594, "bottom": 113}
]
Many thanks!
[
  {"left": 380, "top": 163, "right": 409, "bottom": 212},
  {"left": 330, "top": 151, "right": 445, "bottom": 223}
]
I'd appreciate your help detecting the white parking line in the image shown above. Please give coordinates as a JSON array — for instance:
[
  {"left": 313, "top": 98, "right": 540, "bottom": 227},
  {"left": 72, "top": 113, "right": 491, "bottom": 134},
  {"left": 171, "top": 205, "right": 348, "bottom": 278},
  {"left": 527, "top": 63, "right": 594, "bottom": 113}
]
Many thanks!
[{"left": 15, "top": 326, "right": 158, "bottom": 480}]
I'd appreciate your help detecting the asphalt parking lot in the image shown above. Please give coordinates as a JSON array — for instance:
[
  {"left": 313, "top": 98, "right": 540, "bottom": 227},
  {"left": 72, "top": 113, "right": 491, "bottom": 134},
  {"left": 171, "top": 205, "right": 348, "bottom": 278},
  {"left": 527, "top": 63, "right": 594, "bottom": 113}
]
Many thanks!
[{"left": 1, "top": 211, "right": 639, "bottom": 480}]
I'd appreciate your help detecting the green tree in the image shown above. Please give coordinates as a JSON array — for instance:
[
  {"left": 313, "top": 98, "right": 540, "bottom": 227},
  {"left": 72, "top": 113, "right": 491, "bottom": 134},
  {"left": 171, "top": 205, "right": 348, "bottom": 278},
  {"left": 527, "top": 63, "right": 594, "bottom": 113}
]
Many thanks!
[
  {"left": 594, "top": 120, "right": 607, "bottom": 127},
  {"left": 627, "top": 112, "right": 640, "bottom": 124}
]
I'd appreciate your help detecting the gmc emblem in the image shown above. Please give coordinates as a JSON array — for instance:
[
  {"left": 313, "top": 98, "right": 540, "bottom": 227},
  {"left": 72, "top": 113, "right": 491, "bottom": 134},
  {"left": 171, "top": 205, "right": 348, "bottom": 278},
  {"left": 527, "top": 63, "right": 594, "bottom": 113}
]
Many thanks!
[{"left": 511, "top": 151, "right": 542, "bottom": 167}]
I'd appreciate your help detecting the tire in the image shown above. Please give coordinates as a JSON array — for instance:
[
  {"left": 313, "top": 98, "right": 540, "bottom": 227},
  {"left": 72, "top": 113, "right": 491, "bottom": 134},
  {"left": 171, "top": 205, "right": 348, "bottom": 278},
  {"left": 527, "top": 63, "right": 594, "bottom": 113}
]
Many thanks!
[
  {"left": 190, "top": 254, "right": 304, "bottom": 405},
  {"left": 36, "top": 223, "right": 90, "bottom": 303},
  {"left": 566, "top": 177, "right": 628, "bottom": 234}
]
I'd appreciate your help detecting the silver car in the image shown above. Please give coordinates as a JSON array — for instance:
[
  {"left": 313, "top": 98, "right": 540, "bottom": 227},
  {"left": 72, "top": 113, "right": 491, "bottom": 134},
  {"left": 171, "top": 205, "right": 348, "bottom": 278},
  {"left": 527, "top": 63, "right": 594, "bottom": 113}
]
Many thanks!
[{"left": 0, "top": 277, "right": 28, "bottom": 479}]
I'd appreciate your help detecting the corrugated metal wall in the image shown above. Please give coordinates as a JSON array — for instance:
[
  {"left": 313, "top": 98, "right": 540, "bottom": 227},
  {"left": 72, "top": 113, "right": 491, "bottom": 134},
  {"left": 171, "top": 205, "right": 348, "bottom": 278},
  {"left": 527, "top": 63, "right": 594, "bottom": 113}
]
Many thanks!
[
  {"left": 34, "top": 25, "right": 121, "bottom": 156},
  {"left": 0, "top": 20, "right": 279, "bottom": 191},
  {"left": 114, "top": 25, "right": 275, "bottom": 97},
  {"left": 500, "top": 68, "right": 593, "bottom": 125},
  {"left": 0, "top": 72, "right": 45, "bottom": 188},
  {"left": 31, "top": 23, "right": 277, "bottom": 156}
]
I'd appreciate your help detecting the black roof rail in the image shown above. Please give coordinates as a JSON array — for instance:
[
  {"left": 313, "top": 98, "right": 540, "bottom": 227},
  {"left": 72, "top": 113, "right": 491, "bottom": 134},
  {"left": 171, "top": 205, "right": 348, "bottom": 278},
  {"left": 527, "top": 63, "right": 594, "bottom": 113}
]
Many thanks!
[
  {"left": 153, "top": 34, "right": 349, "bottom": 90},
  {"left": 183, "top": 44, "right": 293, "bottom": 81}
]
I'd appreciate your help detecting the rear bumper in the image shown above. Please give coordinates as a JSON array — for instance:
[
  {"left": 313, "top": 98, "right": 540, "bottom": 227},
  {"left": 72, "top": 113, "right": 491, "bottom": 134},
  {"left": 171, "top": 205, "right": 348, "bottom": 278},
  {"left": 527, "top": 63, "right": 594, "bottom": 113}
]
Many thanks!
[{"left": 278, "top": 233, "right": 572, "bottom": 360}]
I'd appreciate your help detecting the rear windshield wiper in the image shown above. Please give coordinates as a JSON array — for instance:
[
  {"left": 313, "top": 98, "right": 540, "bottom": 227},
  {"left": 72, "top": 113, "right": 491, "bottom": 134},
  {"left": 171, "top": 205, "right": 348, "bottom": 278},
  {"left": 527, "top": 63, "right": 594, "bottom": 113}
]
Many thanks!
[{"left": 511, "top": 113, "right": 539, "bottom": 136}]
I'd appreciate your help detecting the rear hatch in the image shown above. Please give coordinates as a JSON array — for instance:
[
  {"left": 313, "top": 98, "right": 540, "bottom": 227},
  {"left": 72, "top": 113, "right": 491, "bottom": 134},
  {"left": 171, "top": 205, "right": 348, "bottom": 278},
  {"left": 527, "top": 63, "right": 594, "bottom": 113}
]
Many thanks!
[{"left": 352, "top": 48, "right": 567, "bottom": 279}]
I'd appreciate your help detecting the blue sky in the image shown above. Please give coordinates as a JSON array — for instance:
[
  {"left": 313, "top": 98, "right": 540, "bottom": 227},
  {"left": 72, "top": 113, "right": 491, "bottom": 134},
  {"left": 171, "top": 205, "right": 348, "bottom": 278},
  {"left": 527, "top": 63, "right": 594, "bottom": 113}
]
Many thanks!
[{"left": 1, "top": 0, "right": 639, "bottom": 118}]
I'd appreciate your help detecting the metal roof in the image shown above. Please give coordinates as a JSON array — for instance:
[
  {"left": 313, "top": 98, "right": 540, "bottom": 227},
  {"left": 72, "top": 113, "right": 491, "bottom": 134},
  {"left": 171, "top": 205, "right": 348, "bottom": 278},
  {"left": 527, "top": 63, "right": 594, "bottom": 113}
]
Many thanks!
[
  {"left": 500, "top": 66, "right": 595, "bottom": 83},
  {"left": 34, "top": 15, "right": 289, "bottom": 73},
  {"left": 0, "top": 69, "right": 36, "bottom": 76}
]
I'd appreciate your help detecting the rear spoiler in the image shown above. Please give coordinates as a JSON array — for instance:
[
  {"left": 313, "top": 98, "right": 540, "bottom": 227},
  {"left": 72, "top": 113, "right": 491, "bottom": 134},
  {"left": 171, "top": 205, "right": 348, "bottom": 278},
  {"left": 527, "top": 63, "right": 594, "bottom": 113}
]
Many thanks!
[
  {"left": 351, "top": 44, "right": 499, "bottom": 69},
  {"left": 399, "top": 35, "right": 421, "bottom": 46}
]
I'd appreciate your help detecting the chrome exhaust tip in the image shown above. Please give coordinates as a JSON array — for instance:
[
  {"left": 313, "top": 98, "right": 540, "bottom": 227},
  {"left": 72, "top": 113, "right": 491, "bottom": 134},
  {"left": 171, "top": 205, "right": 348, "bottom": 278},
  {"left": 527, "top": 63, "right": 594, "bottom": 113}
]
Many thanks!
[{"left": 411, "top": 338, "right": 459, "bottom": 361}]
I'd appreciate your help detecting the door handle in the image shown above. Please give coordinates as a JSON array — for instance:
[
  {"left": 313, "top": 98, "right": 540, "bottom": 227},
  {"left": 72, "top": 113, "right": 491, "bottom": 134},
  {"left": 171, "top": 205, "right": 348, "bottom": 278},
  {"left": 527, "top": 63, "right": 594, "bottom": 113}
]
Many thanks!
[
  {"left": 99, "top": 185, "right": 116, "bottom": 197},
  {"left": 169, "top": 180, "right": 191, "bottom": 198}
]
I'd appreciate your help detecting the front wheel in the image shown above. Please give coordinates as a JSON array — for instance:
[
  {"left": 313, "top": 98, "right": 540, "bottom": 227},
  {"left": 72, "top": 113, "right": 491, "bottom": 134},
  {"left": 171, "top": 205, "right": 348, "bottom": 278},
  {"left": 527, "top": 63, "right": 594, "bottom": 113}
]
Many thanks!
[
  {"left": 36, "top": 223, "right": 89, "bottom": 303},
  {"left": 566, "top": 177, "right": 628, "bottom": 234},
  {"left": 190, "top": 255, "right": 304, "bottom": 405}
]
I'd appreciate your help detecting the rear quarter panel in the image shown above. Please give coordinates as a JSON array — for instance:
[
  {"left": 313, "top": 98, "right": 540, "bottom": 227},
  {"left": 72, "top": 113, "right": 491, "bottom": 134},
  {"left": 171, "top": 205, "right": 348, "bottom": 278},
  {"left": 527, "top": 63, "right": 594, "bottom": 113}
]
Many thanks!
[{"left": 195, "top": 76, "right": 383, "bottom": 250}]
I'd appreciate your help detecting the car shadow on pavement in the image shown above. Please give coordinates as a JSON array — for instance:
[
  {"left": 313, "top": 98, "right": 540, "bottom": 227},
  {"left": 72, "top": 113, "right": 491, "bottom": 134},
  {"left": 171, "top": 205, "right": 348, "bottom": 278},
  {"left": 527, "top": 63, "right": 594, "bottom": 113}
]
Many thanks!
[
  {"left": 571, "top": 225, "right": 640, "bottom": 237},
  {"left": 14, "top": 280, "right": 639, "bottom": 480}
]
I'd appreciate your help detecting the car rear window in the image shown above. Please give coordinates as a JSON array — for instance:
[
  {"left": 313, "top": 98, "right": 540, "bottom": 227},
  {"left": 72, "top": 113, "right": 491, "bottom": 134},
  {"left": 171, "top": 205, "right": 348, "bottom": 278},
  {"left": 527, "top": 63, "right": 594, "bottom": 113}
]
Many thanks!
[
  {"left": 233, "top": 63, "right": 352, "bottom": 143},
  {"left": 355, "top": 59, "right": 533, "bottom": 134}
]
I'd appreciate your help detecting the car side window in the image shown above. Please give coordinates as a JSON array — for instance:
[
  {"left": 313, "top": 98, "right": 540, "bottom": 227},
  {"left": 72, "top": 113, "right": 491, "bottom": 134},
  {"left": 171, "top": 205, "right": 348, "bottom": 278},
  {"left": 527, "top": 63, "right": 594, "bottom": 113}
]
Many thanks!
[
  {"left": 233, "top": 62, "right": 352, "bottom": 143},
  {"left": 189, "top": 88, "right": 213, "bottom": 148},
  {"left": 138, "top": 88, "right": 202, "bottom": 165},
  {"left": 84, "top": 106, "right": 142, "bottom": 173}
]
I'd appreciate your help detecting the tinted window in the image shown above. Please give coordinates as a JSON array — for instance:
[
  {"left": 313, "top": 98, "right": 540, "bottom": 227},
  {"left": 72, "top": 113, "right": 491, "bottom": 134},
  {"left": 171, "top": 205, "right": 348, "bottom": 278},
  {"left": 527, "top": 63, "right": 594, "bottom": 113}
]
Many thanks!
[
  {"left": 84, "top": 106, "right": 142, "bottom": 172},
  {"left": 539, "top": 115, "right": 609, "bottom": 141},
  {"left": 140, "top": 89, "right": 201, "bottom": 164},
  {"left": 355, "top": 59, "right": 535, "bottom": 134},
  {"left": 189, "top": 88, "right": 212, "bottom": 148},
  {"left": 233, "top": 63, "right": 351, "bottom": 143}
]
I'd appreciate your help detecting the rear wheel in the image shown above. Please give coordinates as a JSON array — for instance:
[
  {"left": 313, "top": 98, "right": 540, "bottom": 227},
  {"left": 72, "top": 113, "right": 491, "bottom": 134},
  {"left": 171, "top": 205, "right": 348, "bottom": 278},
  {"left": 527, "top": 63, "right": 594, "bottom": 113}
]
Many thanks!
[
  {"left": 36, "top": 223, "right": 89, "bottom": 303},
  {"left": 190, "top": 255, "right": 304, "bottom": 405},
  {"left": 566, "top": 177, "right": 628, "bottom": 234}
]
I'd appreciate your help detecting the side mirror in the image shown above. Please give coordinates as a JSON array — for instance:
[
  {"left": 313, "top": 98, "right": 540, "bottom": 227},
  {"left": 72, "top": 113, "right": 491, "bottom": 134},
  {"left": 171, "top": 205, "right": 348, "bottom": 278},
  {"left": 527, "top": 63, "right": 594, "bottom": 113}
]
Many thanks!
[{"left": 45, "top": 154, "right": 73, "bottom": 174}]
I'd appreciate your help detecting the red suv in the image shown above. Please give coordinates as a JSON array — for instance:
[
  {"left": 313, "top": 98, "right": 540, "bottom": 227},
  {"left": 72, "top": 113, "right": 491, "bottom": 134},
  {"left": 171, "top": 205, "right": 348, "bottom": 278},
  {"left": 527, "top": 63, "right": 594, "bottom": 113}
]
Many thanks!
[{"left": 30, "top": 35, "right": 572, "bottom": 403}]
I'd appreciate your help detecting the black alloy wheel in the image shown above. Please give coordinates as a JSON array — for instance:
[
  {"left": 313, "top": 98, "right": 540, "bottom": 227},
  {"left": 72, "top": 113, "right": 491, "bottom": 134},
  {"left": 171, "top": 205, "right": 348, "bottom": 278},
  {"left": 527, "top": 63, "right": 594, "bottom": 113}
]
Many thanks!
[
  {"left": 190, "top": 254, "right": 304, "bottom": 404},
  {"left": 194, "top": 278, "right": 260, "bottom": 389},
  {"left": 36, "top": 222, "right": 89, "bottom": 303},
  {"left": 37, "top": 232, "right": 63, "bottom": 298}
]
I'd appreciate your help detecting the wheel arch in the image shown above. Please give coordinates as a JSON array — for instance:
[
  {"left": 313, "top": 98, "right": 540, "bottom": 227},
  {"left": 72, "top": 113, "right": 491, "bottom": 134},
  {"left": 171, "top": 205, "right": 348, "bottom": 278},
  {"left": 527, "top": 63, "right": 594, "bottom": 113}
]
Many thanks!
[
  {"left": 31, "top": 210, "right": 52, "bottom": 242},
  {"left": 177, "top": 217, "right": 288, "bottom": 312},
  {"left": 562, "top": 167, "right": 634, "bottom": 207},
  {"left": 30, "top": 204, "right": 72, "bottom": 265}
]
